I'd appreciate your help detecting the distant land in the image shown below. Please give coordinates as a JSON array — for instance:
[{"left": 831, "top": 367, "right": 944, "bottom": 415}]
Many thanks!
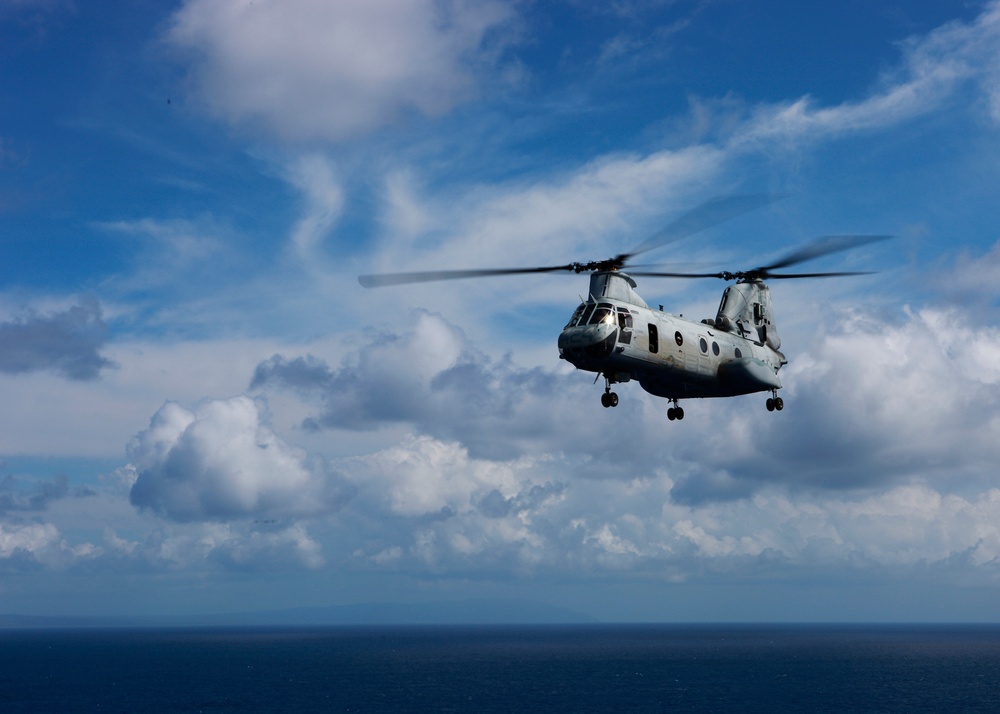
[{"left": 0, "top": 599, "right": 597, "bottom": 629}]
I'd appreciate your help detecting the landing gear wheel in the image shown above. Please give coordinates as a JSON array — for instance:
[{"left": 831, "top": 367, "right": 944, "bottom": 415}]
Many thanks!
[
  {"left": 601, "top": 391, "right": 619, "bottom": 408},
  {"left": 667, "top": 403, "right": 684, "bottom": 421},
  {"left": 766, "top": 398, "right": 775, "bottom": 412},
  {"left": 774, "top": 397, "right": 784, "bottom": 411}
]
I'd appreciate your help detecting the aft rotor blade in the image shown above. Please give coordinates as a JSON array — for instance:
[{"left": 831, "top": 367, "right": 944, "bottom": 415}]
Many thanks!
[
  {"left": 761, "top": 234, "right": 891, "bottom": 272},
  {"left": 358, "top": 264, "right": 576, "bottom": 288},
  {"left": 623, "top": 193, "right": 782, "bottom": 260},
  {"left": 764, "top": 271, "right": 878, "bottom": 279}
]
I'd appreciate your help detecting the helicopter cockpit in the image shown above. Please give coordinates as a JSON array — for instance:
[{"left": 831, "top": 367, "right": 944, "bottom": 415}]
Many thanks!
[
  {"left": 565, "top": 301, "right": 615, "bottom": 328},
  {"left": 559, "top": 301, "right": 633, "bottom": 365}
]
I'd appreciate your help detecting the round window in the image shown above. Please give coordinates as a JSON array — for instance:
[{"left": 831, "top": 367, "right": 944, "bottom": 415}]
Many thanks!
[
  {"left": 699, "top": 337, "right": 708, "bottom": 353},
  {"left": 712, "top": 342, "right": 720, "bottom": 356},
  {"left": 674, "top": 331, "right": 683, "bottom": 347},
  {"left": 735, "top": 348, "right": 742, "bottom": 359}
]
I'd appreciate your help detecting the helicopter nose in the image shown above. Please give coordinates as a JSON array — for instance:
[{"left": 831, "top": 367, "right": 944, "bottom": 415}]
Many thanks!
[{"left": 558, "top": 324, "right": 618, "bottom": 362}]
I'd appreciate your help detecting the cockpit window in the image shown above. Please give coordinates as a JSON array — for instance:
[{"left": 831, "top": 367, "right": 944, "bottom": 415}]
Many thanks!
[
  {"left": 588, "top": 303, "right": 615, "bottom": 325},
  {"left": 589, "top": 308, "right": 611, "bottom": 325},
  {"left": 565, "top": 304, "right": 587, "bottom": 328}
]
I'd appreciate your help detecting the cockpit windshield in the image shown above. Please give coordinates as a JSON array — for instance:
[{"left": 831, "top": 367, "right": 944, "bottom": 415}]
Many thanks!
[
  {"left": 565, "top": 302, "right": 618, "bottom": 328},
  {"left": 565, "top": 304, "right": 587, "bottom": 328},
  {"left": 588, "top": 303, "right": 615, "bottom": 325}
]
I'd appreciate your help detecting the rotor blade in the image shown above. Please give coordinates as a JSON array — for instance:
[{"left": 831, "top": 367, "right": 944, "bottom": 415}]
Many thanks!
[
  {"left": 627, "top": 270, "right": 728, "bottom": 279},
  {"left": 763, "top": 271, "right": 878, "bottom": 279},
  {"left": 358, "top": 264, "right": 577, "bottom": 288},
  {"left": 761, "top": 234, "right": 891, "bottom": 272},
  {"left": 623, "top": 193, "right": 783, "bottom": 260}
]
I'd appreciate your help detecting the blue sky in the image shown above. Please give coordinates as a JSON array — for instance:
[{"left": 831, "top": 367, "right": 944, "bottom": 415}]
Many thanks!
[{"left": 3, "top": 0, "right": 1000, "bottom": 622}]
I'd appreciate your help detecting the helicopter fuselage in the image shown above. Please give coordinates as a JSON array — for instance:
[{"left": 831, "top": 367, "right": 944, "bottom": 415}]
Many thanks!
[{"left": 557, "top": 271, "right": 786, "bottom": 402}]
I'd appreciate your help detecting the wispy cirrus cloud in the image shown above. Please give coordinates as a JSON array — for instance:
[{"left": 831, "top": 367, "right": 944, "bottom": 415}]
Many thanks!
[{"left": 734, "top": 2, "right": 1000, "bottom": 145}]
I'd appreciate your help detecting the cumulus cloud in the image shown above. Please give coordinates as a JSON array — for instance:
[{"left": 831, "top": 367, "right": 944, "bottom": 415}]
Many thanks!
[
  {"left": 166, "top": 0, "right": 519, "bottom": 142},
  {"left": 0, "top": 521, "right": 61, "bottom": 568},
  {"left": 128, "top": 395, "right": 351, "bottom": 522},
  {"left": 0, "top": 298, "right": 113, "bottom": 380},
  {"left": 250, "top": 309, "right": 647, "bottom": 460}
]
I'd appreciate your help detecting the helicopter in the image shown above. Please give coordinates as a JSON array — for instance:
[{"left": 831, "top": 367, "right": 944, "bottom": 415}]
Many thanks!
[{"left": 359, "top": 195, "right": 887, "bottom": 421}]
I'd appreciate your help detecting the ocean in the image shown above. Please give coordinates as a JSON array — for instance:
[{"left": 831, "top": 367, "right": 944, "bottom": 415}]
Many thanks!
[{"left": 1, "top": 624, "right": 998, "bottom": 712}]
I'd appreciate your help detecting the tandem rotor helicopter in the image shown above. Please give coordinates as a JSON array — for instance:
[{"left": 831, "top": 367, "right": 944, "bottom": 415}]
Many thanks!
[{"left": 359, "top": 195, "right": 887, "bottom": 421}]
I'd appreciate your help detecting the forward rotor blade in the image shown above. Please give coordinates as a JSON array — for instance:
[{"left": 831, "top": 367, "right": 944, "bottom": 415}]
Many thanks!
[
  {"left": 358, "top": 264, "right": 576, "bottom": 288},
  {"left": 761, "top": 234, "right": 891, "bottom": 272},
  {"left": 623, "top": 193, "right": 782, "bottom": 260},
  {"left": 627, "top": 270, "right": 727, "bottom": 279}
]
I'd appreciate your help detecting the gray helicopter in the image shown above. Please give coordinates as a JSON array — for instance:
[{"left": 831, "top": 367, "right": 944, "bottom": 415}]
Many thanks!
[{"left": 359, "top": 195, "right": 887, "bottom": 421}]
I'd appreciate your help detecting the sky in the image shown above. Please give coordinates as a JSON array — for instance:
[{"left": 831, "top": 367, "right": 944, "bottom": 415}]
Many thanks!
[{"left": 2, "top": 0, "right": 1000, "bottom": 623}]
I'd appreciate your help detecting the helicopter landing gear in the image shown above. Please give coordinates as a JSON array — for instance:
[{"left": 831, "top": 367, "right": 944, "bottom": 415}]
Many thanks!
[
  {"left": 667, "top": 399, "right": 684, "bottom": 421},
  {"left": 766, "top": 391, "right": 784, "bottom": 412},
  {"left": 600, "top": 374, "right": 620, "bottom": 408}
]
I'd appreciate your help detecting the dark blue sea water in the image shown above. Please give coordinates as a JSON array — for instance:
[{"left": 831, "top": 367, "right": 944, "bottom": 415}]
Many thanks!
[{"left": 1, "top": 624, "right": 999, "bottom": 713}]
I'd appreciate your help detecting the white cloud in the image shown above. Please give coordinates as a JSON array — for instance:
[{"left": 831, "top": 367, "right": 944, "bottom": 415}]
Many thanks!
[
  {"left": 166, "top": 0, "right": 519, "bottom": 142},
  {"left": 0, "top": 521, "right": 60, "bottom": 560},
  {"left": 736, "top": 307, "right": 1000, "bottom": 490},
  {"left": 128, "top": 395, "right": 348, "bottom": 522},
  {"left": 346, "top": 434, "right": 525, "bottom": 517}
]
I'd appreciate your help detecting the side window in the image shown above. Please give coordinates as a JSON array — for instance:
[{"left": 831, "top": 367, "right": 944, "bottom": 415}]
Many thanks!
[
  {"left": 674, "top": 331, "right": 683, "bottom": 346},
  {"left": 712, "top": 342, "right": 720, "bottom": 356},
  {"left": 617, "top": 310, "right": 633, "bottom": 344},
  {"left": 648, "top": 324, "right": 659, "bottom": 354},
  {"left": 699, "top": 337, "right": 708, "bottom": 353},
  {"left": 735, "top": 347, "right": 743, "bottom": 359}
]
